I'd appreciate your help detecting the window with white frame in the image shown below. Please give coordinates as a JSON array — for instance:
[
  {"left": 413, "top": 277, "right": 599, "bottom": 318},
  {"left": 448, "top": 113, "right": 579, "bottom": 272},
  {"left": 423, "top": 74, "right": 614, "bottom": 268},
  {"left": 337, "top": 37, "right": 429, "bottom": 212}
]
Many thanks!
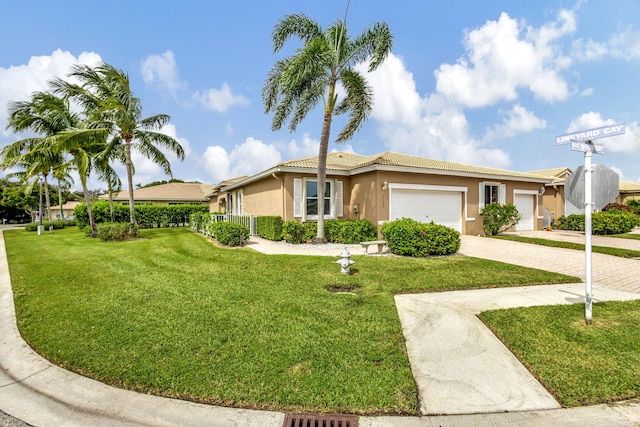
[
  {"left": 479, "top": 182, "right": 505, "bottom": 210},
  {"left": 294, "top": 178, "right": 343, "bottom": 220},
  {"left": 236, "top": 190, "right": 243, "bottom": 215}
]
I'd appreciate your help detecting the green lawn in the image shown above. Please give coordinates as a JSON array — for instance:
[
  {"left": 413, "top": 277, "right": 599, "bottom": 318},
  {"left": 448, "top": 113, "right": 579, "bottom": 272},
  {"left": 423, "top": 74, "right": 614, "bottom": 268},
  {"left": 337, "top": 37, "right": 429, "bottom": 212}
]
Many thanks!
[
  {"left": 5, "top": 227, "right": 576, "bottom": 415},
  {"left": 480, "top": 301, "right": 640, "bottom": 407},
  {"left": 494, "top": 235, "right": 640, "bottom": 258},
  {"left": 609, "top": 233, "right": 640, "bottom": 241}
]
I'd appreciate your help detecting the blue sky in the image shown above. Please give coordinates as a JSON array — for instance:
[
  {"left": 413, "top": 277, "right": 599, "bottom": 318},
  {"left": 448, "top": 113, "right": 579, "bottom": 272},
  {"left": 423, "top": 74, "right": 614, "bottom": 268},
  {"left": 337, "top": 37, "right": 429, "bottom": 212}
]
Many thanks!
[{"left": 1, "top": 0, "right": 639, "bottom": 190}]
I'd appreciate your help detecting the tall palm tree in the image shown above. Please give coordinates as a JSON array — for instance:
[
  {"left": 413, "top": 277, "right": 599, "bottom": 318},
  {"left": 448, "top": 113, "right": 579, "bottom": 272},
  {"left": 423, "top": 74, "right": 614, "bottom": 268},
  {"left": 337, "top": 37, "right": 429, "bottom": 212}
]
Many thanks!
[
  {"left": 263, "top": 11, "right": 392, "bottom": 241},
  {"left": 2, "top": 92, "right": 76, "bottom": 222},
  {"left": 52, "top": 62, "right": 185, "bottom": 236}
]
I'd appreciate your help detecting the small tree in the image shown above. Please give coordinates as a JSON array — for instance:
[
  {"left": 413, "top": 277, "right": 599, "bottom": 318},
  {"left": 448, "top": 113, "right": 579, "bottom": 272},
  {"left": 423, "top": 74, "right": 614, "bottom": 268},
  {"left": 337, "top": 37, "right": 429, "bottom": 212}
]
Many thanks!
[{"left": 481, "top": 203, "right": 521, "bottom": 236}]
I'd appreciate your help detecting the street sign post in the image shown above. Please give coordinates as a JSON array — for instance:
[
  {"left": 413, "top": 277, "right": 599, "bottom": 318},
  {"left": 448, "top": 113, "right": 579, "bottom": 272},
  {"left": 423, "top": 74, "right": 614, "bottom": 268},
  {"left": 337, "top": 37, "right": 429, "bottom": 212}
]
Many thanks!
[{"left": 556, "top": 124, "right": 625, "bottom": 325}]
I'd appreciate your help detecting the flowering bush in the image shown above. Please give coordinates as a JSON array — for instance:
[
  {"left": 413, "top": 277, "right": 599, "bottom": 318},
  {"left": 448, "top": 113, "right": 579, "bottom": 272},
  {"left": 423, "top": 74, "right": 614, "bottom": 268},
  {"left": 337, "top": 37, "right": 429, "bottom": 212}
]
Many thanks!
[{"left": 481, "top": 203, "right": 521, "bottom": 236}]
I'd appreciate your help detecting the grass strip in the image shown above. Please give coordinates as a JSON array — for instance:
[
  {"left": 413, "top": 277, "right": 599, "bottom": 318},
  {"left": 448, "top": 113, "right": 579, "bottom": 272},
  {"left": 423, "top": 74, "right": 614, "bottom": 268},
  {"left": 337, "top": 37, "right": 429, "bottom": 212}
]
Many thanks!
[
  {"left": 5, "top": 227, "right": 576, "bottom": 415},
  {"left": 493, "top": 235, "right": 640, "bottom": 259},
  {"left": 608, "top": 233, "right": 640, "bottom": 241},
  {"left": 480, "top": 301, "right": 640, "bottom": 406}
]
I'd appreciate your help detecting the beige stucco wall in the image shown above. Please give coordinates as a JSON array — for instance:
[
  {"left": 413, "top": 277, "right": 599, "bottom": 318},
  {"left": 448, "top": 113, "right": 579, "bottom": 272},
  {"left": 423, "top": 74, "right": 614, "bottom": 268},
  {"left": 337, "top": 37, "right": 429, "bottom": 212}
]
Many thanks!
[
  {"left": 232, "top": 170, "right": 546, "bottom": 235},
  {"left": 541, "top": 185, "right": 566, "bottom": 222},
  {"left": 241, "top": 176, "right": 283, "bottom": 216}
]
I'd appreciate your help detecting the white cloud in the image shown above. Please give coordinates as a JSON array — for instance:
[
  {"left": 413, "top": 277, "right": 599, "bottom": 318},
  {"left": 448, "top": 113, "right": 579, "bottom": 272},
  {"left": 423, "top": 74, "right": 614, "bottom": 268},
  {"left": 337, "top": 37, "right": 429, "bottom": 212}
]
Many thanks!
[
  {"left": 360, "top": 53, "right": 512, "bottom": 169},
  {"left": 202, "top": 145, "right": 231, "bottom": 182},
  {"left": 579, "top": 87, "right": 594, "bottom": 97},
  {"left": 567, "top": 111, "right": 640, "bottom": 153},
  {"left": 159, "top": 123, "right": 192, "bottom": 158},
  {"left": 0, "top": 49, "right": 102, "bottom": 136},
  {"left": 572, "top": 27, "right": 640, "bottom": 61},
  {"left": 141, "top": 51, "right": 249, "bottom": 113},
  {"left": 356, "top": 53, "right": 421, "bottom": 126},
  {"left": 434, "top": 10, "right": 574, "bottom": 107},
  {"left": 140, "top": 50, "right": 184, "bottom": 94},
  {"left": 287, "top": 133, "right": 320, "bottom": 159},
  {"left": 192, "top": 82, "right": 249, "bottom": 112},
  {"left": 485, "top": 104, "right": 547, "bottom": 140},
  {"left": 202, "top": 137, "right": 281, "bottom": 182}
]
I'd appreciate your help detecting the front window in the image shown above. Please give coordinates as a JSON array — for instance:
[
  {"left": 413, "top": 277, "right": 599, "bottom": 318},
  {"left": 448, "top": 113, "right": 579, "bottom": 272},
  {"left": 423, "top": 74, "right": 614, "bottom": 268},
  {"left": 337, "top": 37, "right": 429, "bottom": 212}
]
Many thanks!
[
  {"left": 306, "top": 180, "right": 331, "bottom": 217},
  {"left": 484, "top": 184, "right": 499, "bottom": 205}
]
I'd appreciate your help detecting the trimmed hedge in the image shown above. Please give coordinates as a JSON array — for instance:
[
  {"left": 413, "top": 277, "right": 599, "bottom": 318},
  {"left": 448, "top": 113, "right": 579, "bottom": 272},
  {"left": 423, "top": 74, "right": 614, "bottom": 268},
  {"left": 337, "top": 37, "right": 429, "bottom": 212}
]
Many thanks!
[
  {"left": 74, "top": 202, "right": 208, "bottom": 229},
  {"left": 281, "top": 219, "right": 377, "bottom": 244},
  {"left": 381, "top": 218, "right": 461, "bottom": 257},
  {"left": 554, "top": 211, "right": 640, "bottom": 234},
  {"left": 210, "top": 222, "right": 249, "bottom": 246},
  {"left": 25, "top": 220, "right": 66, "bottom": 232},
  {"left": 324, "top": 219, "right": 376, "bottom": 244},
  {"left": 256, "top": 216, "right": 283, "bottom": 241}
]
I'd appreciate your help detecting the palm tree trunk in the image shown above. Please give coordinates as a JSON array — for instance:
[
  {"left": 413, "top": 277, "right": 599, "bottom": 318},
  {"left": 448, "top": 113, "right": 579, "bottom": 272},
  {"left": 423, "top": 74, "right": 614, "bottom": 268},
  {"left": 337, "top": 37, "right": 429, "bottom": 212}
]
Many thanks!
[
  {"left": 57, "top": 178, "right": 64, "bottom": 220},
  {"left": 124, "top": 140, "right": 136, "bottom": 236},
  {"left": 109, "top": 188, "right": 115, "bottom": 223},
  {"left": 315, "top": 110, "right": 333, "bottom": 243},
  {"left": 82, "top": 177, "right": 96, "bottom": 237},
  {"left": 43, "top": 173, "right": 52, "bottom": 222}
]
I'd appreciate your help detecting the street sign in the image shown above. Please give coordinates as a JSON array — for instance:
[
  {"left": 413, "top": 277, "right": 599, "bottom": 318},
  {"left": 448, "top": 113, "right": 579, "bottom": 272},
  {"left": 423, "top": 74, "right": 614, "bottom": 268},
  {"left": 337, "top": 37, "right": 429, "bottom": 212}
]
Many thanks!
[
  {"left": 556, "top": 123, "right": 625, "bottom": 145},
  {"left": 565, "top": 165, "right": 620, "bottom": 211},
  {"left": 570, "top": 141, "right": 604, "bottom": 154}
]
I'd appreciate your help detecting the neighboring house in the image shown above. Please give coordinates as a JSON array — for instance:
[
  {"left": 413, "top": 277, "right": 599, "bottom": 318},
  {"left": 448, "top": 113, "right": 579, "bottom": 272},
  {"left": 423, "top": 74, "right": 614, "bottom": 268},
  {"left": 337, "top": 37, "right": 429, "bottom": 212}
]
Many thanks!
[
  {"left": 48, "top": 201, "right": 82, "bottom": 220},
  {"left": 532, "top": 168, "right": 640, "bottom": 223},
  {"left": 205, "top": 176, "right": 249, "bottom": 213},
  {"left": 223, "top": 152, "right": 551, "bottom": 235},
  {"left": 99, "top": 182, "right": 215, "bottom": 207},
  {"left": 618, "top": 180, "right": 640, "bottom": 204}
]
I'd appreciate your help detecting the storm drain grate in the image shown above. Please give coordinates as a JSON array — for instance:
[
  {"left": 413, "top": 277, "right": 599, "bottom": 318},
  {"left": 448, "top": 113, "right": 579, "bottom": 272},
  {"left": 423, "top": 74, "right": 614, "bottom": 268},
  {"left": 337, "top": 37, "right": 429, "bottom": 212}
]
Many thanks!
[{"left": 283, "top": 413, "right": 358, "bottom": 427}]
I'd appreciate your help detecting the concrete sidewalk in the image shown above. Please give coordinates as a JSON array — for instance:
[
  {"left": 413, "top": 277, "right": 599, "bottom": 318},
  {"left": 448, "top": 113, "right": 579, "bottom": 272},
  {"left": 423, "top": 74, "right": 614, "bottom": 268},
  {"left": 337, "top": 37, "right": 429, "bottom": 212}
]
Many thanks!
[{"left": 2, "top": 228, "right": 640, "bottom": 426}]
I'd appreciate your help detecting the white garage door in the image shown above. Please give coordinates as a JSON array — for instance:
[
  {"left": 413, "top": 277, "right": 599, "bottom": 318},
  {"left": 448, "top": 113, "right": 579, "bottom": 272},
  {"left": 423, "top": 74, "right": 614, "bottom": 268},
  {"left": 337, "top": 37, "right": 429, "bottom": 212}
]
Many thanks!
[
  {"left": 390, "top": 188, "right": 462, "bottom": 232},
  {"left": 514, "top": 193, "right": 534, "bottom": 231}
]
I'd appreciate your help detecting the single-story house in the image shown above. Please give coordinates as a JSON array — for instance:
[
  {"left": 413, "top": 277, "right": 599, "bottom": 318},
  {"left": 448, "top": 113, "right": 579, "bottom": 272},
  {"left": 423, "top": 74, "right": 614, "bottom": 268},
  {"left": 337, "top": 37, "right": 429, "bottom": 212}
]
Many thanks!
[
  {"left": 48, "top": 201, "right": 82, "bottom": 220},
  {"left": 532, "top": 168, "right": 640, "bottom": 223},
  {"left": 100, "top": 182, "right": 215, "bottom": 207},
  {"left": 205, "top": 176, "right": 249, "bottom": 213},
  {"left": 222, "top": 152, "right": 551, "bottom": 235}
]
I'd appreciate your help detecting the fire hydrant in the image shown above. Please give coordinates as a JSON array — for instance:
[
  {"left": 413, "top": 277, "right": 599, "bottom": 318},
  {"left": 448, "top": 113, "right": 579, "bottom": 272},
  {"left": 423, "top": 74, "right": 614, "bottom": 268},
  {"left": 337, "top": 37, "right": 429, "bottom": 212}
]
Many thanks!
[{"left": 336, "top": 248, "right": 355, "bottom": 275}]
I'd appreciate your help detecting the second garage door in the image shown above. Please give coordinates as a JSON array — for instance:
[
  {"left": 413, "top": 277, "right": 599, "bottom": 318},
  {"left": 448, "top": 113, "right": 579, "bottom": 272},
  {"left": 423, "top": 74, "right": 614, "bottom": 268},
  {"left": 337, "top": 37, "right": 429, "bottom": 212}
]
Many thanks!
[
  {"left": 514, "top": 193, "right": 534, "bottom": 231},
  {"left": 390, "top": 188, "right": 462, "bottom": 232}
]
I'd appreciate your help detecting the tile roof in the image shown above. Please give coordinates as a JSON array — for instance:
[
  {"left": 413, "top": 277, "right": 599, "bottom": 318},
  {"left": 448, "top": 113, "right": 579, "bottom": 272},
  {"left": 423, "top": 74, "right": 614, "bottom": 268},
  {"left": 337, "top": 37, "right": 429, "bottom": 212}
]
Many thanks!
[
  {"left": 529, "top": 167, "right": 573, "bottom": 183},
  {"left": 279, "top": 151, "right": 549, "bottom": 180},
  {"left": 620, "top": 180, "right": 640, "bottom": 193},
  {"left": 103, "top": 183, "right": 215, "bottom": 201}
]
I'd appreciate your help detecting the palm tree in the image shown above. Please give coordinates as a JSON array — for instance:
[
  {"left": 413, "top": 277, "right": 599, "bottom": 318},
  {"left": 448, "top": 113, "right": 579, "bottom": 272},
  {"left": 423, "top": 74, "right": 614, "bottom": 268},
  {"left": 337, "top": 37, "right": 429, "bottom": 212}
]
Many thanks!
[
  {"left": 2, "top": 92, "right": 76, "bottom": 222},
  {"left": 52, "top": 62, "right": 185, "bottom": 236},
  {"left": 263, "top": 10, "right": 392, "bottom": 241}
]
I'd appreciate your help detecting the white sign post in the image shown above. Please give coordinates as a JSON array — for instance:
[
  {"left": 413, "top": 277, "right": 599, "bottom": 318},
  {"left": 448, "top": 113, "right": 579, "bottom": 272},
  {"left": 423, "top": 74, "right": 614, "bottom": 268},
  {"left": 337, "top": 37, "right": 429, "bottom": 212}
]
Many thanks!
[{"left": 556, "top": 123, "right": 625, "bottom": 325}]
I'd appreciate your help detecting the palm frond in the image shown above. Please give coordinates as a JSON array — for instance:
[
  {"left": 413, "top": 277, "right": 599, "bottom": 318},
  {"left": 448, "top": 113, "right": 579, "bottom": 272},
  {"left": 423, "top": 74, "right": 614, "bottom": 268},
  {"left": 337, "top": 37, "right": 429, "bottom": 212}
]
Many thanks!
[
  {"left": 334, "top": 69, "right": 373, "bottom": 143},
  {"left": 272, "top": 14, "right": 323, "bottom": 52}
]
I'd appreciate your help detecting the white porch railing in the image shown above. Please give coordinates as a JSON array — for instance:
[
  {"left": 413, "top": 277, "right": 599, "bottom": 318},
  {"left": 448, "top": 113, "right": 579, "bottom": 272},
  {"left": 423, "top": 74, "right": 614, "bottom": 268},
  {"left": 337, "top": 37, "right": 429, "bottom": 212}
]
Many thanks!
[{"left": 208, "top": 214, "right": 257, "bottom": 236}]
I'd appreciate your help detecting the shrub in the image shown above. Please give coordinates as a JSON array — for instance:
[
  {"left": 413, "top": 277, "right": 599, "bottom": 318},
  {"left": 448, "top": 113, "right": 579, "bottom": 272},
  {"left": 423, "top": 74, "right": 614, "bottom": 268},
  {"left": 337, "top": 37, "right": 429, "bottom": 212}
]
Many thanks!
[
  {"left": 554, "top": 214, "right": 585, "bottom": 231},
  {"left": 554, "top": 211, "right": 639, "bottom": 234},
  {"left": 256, "top": 216, "right": 283, "bottom": 241},
  {"left": 302, "top": 222, "right": 317, "bottom": 242},
  {"left": 592, "top": 211, "right": 640, "bottom": 235},
  {"left": 381, "top": 218, "right": 460, "bottom": 257},
  {"left": 25, "top": 220, "right": 65, "bottom": 232},
  {"left": 211, "top": 222, "right": 249, "bottom": 246},
  {"left": 324, "top": 219, "right": 377, "bottom": 244},
  {"left": 96, "top": 223, "right": 136, "bottom": 242},
  {"left": 602, "top": 202, "right": 630, "bottom": 212},
  {"left": 282, "top": 220, "right": 305, "bottom": 244},
  {"left": 481, "top": 203, "right": 521, "bottom": 236}
]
